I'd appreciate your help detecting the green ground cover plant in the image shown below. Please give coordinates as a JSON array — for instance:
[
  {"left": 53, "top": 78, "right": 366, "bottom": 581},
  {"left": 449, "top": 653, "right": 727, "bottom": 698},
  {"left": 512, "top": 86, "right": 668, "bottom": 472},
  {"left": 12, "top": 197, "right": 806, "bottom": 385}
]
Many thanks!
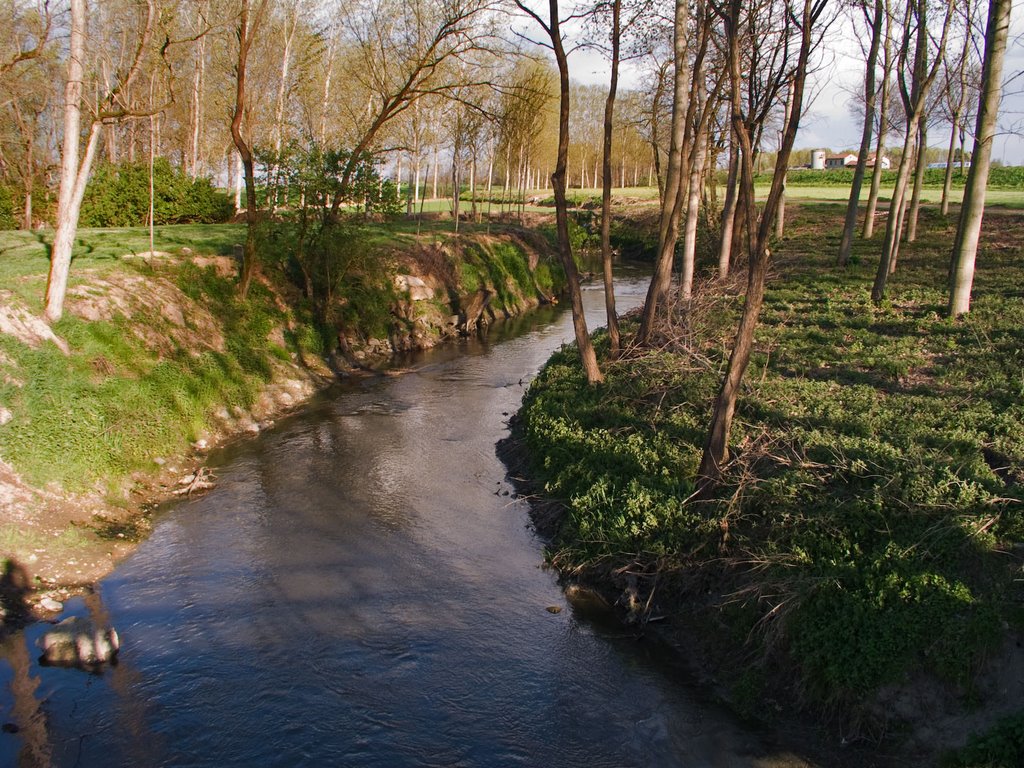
[{"left": 516, "top": 204, "right": 1024, "bottom": 725}]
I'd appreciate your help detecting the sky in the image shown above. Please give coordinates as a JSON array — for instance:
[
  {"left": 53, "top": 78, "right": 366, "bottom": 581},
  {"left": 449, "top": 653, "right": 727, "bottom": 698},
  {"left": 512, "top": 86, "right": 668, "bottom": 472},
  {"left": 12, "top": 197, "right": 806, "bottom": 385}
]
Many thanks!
[{"left": 563, "top": 0, "right": 1024, "bottom": 166}]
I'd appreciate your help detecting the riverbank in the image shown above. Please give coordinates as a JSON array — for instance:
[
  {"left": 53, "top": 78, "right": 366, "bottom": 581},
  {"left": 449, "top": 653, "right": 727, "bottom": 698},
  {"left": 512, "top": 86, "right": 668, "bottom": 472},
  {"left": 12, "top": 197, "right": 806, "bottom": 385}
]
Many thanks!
[
  {"left": 0, "top": 220, "right": 565, "bottom": 623},
  {"left": 511, "top": 204, "right": 1024, "bottom": 766}
]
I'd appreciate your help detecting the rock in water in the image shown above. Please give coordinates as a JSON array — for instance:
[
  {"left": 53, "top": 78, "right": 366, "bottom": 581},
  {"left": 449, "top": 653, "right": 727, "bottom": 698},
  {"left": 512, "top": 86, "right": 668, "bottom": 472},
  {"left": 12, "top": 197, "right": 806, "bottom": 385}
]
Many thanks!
[{"left": 40, "top": 616, "right": 120, "bottom": 669}]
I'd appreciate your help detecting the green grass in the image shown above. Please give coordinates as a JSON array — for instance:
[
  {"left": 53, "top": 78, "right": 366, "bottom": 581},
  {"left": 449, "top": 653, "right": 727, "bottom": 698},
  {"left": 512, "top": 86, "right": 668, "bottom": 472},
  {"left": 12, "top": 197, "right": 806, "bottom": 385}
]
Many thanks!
[
  {"left": 0, "top": 220, "right": 564, "bottom": 493},
  {"left": 0, "top": 260, "right": 287, "bottom": 491},
  {"left": 517, "top": 203, "right": 1024, "bottom": 715}
]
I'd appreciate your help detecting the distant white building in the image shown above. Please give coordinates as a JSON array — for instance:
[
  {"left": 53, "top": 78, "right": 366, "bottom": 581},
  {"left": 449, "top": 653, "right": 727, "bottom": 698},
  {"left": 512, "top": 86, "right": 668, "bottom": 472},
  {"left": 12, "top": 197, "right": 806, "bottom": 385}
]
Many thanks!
[
  {"left": 816, "top": 152, "right": 890, "bottom": 170},
  {"left": 825, "top": 153, "right": 858, "bottom": 169}
]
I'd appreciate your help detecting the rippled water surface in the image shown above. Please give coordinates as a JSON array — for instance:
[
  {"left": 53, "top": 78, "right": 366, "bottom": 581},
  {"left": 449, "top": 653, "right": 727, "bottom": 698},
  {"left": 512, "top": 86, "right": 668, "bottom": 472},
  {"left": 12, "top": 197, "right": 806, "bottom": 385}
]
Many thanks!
[{"left": 1, "top": 272, "right": 820, "bottom": 767}]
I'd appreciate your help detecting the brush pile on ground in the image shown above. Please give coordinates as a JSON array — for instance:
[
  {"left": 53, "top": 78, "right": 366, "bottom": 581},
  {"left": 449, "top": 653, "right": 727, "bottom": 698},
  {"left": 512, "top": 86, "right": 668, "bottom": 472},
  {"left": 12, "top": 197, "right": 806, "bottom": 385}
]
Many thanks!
[{"left": 515, "top": 205, "right": 1024, "bottom": 762}]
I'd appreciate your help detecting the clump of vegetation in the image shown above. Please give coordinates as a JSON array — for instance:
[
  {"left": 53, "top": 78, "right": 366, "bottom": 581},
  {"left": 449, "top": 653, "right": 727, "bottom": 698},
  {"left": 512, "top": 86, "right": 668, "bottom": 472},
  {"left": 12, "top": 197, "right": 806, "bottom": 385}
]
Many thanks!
[
  {"left": 0, "top": 185, "right": 16, "bottom": 230},
  {"left": 782, "top": 166, "right": 1024, "bottom": 189},
  {"left": 517, "top": 205, "right": 1024, "bottom": 721},
  {"left": 0, "top": 258, "right": 298, "bottom": 492},
  {"left": 79, "top": 159, "right": 234, "bottom": 227},
  {"left": 944, "top": 712, "right": 1024, "bottom": 767}
]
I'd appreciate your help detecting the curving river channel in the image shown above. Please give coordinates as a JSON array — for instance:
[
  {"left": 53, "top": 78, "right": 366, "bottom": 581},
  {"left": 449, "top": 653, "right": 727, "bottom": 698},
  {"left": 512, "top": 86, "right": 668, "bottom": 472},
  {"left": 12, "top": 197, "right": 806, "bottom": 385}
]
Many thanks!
[{"left": 1, "top": 271, "right": 824, "bottom": 768}]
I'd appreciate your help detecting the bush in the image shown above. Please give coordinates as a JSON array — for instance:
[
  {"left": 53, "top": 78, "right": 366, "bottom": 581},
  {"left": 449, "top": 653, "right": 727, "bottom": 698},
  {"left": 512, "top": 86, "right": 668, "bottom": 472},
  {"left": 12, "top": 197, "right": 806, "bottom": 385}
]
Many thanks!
[
  {"left": 0, "top": 186, "right": 16, "bottom": 230},
  {"left": 80, "top": 159, "right": 234, "bottom": 227}
]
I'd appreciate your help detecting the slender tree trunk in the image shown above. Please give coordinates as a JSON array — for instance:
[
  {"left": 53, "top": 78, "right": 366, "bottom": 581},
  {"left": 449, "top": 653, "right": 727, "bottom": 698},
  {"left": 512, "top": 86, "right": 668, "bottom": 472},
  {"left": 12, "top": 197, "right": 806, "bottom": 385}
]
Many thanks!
[
  {"left": 637, "top": 0, "right": 690, "bottom": 343},
  {"left": 775, "top": 82, "right": 794, "bottom": 239},
  {"left": 525, "top": 0, "right": 603, "bottom": 383},
  {"left": 188, "top": 6, "right": 207, "bottom": 179},
  {"left": 230, "top": 0, "right": 269, "bottom": 300},
  {"left": 948, "top": 0, "right": 1011, "bottom": 316},
  {"left": 600, "top": 0, "right": 622, "bottom": 356},
  {"left": 839, "top": 0, "right": 884, "bottom": 264},
  {"left": 941, "top": 112, "right": 959, "bottom": 216},
  {"left": 718, "top": 133, "right": 739, "bottom": 278},
  {"left": 906, "top": 121, "right": 928, "bottom": 241},
  {"left": 44, "top": 0, "right": 90, "bottom": 323},
  {"left": 319, "top": 31, "right": 336, "bottom": 146},
  {"left": 698, "top": 0, "right": 818, "bottom": 492},
  {"left": 271, "top": 7, "right": 298, "bottom": 211}
]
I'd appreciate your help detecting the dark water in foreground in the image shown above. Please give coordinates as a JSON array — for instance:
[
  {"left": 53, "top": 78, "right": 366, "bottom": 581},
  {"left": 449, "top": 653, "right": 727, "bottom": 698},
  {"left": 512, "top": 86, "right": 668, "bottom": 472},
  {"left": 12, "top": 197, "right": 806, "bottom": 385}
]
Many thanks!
[{"left": 1, "top": 272, "right": 819, "bottom": 767}]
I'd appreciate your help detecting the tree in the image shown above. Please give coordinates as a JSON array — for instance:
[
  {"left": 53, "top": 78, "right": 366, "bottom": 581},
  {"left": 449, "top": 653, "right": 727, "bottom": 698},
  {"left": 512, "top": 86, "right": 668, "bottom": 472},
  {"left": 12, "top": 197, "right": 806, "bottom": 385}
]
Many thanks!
[
  {"left": 636, "top": 0, "right": 689, "bottom": 344},
  {"left": 230, "top": 0, "right": 270, "bottom": 300},
  {"left": 871, "top": 0, "right": 955, "bottom": 303},
  {"left": 599, "top": 0, "right": 624, "bottom": 355},
  {"left": 515, "top": 0, "right": 603, "bottom": 384},
  {"left": 861, "top": 0, "right": 895, "bottom": 240},
  {"left": 697, "top": 0, "right": 828, "bottom": 492},
  {"left": 44, "top": 0, "right": 161, "bottom": 323},
  {"left": 947, "top": 0, "right": 1010, "bottom": 316},
  {"left": 939, "top": 0, "right": 980, "bottom": 216},
  {"left": 837, "top": 0, "right": 884, "bottom": 266}
]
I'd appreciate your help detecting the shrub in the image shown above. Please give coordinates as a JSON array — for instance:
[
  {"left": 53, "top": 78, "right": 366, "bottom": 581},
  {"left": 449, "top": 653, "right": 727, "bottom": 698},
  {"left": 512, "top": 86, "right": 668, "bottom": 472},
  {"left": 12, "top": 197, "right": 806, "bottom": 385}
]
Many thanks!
[
  {"left": 0, "top": 186, "right": 16, "bottom": 230},
  {"left": 80, "top": 159, "right": 234, "bottom": 227}
]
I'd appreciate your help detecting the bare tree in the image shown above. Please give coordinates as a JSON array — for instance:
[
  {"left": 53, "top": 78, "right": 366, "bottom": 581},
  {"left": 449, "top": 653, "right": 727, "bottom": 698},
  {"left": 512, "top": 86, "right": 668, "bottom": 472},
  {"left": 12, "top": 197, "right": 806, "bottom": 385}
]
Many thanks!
[
  {"left": 697, "top": 0, "right": 828, "bottom": 493},
  {"left": 947, "top": 0, "right": 1010, "bottom": 316},
  {"left": 837, "top": 0, "right": 884, "bottom": 266},
  {"left": 44, "top": 0, "right": 161, "bottom": 323},
  {"left": 871, "top": 0, "right": 955, "bottom": 303},
  {"left": 939, "top": 0, "right": 980, "bottom": 216},
  {"left": 861, "top": 0, "right": 895, "bottom": 239},
  {"left": 230, "top": 0, "right": 270, "bottom": 300},
  {"left": 515, "top": 0, "right": 603, "bottom": 384},
  {"left": 636, "top": 0, "right": 689, "bottom": 344}
]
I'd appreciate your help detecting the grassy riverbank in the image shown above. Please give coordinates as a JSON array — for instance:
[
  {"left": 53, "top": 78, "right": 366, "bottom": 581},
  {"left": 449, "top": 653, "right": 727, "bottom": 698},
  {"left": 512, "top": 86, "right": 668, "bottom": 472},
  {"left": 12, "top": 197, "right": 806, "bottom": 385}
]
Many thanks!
[
  {"left": 0, "top": 220, "right": 563, "bottom": 607},
  {"left": 514, "top": 204, "right": 1024, "bottom": 764}
]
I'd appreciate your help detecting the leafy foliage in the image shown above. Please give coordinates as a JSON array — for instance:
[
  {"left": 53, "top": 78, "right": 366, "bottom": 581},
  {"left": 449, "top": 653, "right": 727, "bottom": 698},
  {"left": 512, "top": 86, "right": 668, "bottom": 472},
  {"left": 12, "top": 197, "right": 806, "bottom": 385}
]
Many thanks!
[
  {"left": 79, "top": 159, "right": 234, "bottom": 227},
  {"left": 945, "top": 712, "right": 1024, "bottom": 767},
  {"left": 782, "top": 166, "right": 1024, "bottom": 189},
  {"left": 0, "top": 185, "right": 17, "bottom": 230}
]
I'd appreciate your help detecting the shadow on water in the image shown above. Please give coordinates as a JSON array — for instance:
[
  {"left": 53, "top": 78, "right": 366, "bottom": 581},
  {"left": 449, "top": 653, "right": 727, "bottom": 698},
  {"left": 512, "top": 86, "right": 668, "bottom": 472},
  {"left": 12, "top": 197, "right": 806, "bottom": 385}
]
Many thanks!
[{"left": 1, "top": 559, "right": 51, "bottom": 768}]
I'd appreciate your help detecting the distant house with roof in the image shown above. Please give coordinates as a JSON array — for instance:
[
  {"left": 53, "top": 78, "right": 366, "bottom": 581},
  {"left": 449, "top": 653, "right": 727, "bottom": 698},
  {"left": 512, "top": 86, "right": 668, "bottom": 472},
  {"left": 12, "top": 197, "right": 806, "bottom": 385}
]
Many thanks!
[
  {"left": 814, "top": 151, "right": 890, "bottom": 170},
  {"left": 825, "top": 153, "right": 858, "bottom": 169}
]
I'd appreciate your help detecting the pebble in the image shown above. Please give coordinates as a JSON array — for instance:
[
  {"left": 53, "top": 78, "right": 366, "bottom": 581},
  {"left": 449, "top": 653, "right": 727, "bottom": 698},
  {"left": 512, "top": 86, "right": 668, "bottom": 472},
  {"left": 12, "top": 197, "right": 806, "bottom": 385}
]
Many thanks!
[
  {"left": 0, "top": 406, "right": 12, "bottom": 426},
  {"left": 39, "top": 597, "right": 63, "bottom": 613}
]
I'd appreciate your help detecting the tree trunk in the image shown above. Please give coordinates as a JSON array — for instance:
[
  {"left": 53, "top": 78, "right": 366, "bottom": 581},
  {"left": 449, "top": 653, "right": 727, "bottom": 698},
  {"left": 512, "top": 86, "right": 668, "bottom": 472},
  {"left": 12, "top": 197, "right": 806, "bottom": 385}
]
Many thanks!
[
  {"left": 775, "top": 82, "right": 794, "bottom": 240},
  {"left": 600, "top": 0, "right": 622, "bottom": 356},
  {"left": 940, "top": 111, "right": 959, "bottom": 216},
  {"left": 44, "top": 0, "right": 89, "bottom": 324},
  {"left": 537, "top": 0, "right": 602, "bottom": 383},
  {"left": 905, "top": 121, "right": 927, "bottom": 241},
  {"left": 188, "top": 9, "right": 206, "bottom": 179},
  {"left": 863, "top": 6, "right": 893, "bottom": 240},
  {"left": 948, "top": 0, "right": 1011, "bottom": 316},
  {"left": 698, "top": 0, "right": 818, "bottom": 492},
  {"left": 872, "top": 0, "right": 954, "bottom": 301},
  {"left": 230, "top": 0, "right": 268, "bottom": 300},
  {"left": 637, "top": 0, "right": 690, "bottom": 343},
  {"left": 718, "top": 133, "right": 739, "bottom": 278},
  {"left": 838, "top": 0, "right": 884, "bottom": 265}
]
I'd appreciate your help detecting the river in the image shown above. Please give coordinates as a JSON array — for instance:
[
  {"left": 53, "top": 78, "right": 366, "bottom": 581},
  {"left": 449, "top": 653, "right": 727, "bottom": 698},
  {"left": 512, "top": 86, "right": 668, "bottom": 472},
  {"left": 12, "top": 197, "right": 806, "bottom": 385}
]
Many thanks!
[{"left": 0, "top": 271, "right": 821, "bottom": 767}]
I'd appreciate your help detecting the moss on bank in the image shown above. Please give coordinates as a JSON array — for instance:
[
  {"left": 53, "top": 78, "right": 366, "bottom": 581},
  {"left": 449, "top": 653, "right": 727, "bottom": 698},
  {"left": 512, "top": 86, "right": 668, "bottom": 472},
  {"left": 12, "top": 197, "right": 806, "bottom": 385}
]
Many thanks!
[{"left": 514, "top": 205, "right": 1024, "bottom": 758}]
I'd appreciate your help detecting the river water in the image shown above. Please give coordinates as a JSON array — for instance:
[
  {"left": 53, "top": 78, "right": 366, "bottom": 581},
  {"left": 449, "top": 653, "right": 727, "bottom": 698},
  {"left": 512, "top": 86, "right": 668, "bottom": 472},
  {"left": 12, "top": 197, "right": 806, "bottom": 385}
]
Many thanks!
[{"left": 1, "top": 272, "right": 821, "bottom": 767}]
